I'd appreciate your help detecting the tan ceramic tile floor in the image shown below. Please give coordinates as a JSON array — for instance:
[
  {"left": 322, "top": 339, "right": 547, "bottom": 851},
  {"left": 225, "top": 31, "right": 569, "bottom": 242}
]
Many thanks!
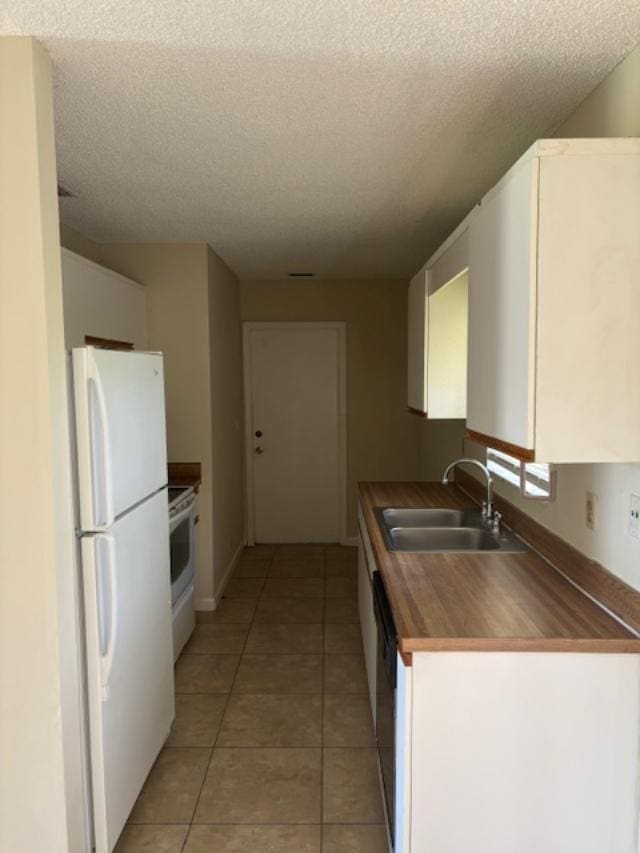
[{"left": 116, "top": 544, "right": 387, "bottom": 853}]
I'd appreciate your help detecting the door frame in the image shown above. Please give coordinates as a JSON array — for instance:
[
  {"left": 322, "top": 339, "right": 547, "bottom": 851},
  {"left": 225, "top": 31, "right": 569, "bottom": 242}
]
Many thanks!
[{"left": 243, "top": 321, "right": 348, "bottom": 545}]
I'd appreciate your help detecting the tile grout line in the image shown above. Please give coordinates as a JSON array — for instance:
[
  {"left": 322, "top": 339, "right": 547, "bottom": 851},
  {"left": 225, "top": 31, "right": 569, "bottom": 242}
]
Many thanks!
[
  {"left": 170, "top": 544, "right": 359, "bottom": 851},
  {"left": 320, "top": 545, "right": 327, "bottom": 851},
  {"left": 182, "top": 547, "right": 274, "bottom": 849},
  {"left": 128, "top": 819, "right": 385, "bottom": 826}
]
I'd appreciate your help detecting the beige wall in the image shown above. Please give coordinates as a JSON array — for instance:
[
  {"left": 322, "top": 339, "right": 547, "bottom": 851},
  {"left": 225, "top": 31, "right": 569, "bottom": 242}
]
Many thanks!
[
  {"left": 208, "top": 248, "right": 246, "bottom": 589},
  {"left": 60, "top": 222, "right": 103, "bottom": 264},
  {"left": 465, "top": 43, "right": 640, "bottom": 590},
  {"left": 420, "top": 420, "right": 466, "bottom": 480},
  {"left": 97, "top": 243, "right": 217, "bottom": 603},
  {"left": 240, "top": 278, "right": 422, "bottom": 537},
  {"left": 554, "top": 44, "right": 640, "bottom": 138},
  {"left": 60, "top": 235, "right": 245, "bottom": 604},
  {"left": 0, "top": 36, "right": 85, "bottom": 851}
]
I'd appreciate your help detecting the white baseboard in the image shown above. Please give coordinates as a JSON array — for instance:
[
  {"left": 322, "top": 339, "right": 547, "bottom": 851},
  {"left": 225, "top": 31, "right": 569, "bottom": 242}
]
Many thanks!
[
  {"left": 215, "top": 540, "right": 246, "bottom": 608},
  {"left": 195, "top": 540, "right": 246, "bottom": 612}
]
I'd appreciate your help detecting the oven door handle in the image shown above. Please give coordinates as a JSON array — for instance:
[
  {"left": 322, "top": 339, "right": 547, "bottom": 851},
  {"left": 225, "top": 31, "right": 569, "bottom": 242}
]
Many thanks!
[{"left": 169, "top": 496, "right": 196, "bottom": 531}]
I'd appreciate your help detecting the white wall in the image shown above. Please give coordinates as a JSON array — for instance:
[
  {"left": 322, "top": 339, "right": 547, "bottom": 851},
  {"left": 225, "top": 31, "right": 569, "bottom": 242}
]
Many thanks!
[
  {"left": 61, "top": 248, "right": 146, "bottom": 349},
  {"left": 463, "top": 44, "right": 640, "bottom": 591},
  {"left": 0, "top": 36, "right": 85, "bottom": 852}
]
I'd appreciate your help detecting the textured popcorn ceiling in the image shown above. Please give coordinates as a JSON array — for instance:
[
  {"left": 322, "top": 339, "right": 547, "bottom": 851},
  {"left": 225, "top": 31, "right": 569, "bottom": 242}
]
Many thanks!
[{"left": 3, "top": 2, "right": 639, "bottom": 278}]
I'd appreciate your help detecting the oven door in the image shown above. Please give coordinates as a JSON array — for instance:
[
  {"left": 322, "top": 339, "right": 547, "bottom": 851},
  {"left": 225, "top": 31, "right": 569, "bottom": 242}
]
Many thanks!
[
  {"left": 169, "top": 498, "right": 195, "bottom": 605},
  {"left": 373, "top": 571, "right": 397, "bottom": 847}
]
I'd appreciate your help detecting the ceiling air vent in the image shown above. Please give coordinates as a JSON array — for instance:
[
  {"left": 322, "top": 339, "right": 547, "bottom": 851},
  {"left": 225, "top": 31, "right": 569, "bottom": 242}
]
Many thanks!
[
  {"left": 57, "top": 183, "right": 76, "bottom": 198},
  {"left": 288, "top": 272, "right": 315, "bottom": 278}
]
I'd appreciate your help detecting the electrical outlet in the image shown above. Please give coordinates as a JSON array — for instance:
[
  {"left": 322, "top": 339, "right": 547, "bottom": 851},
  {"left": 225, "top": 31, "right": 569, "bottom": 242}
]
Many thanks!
[
  {"left": 585, "top": 491, "right": 596, "bottom": 531},
  {"left": 630, "top": 494, "right": 640, "bottom": 541}
]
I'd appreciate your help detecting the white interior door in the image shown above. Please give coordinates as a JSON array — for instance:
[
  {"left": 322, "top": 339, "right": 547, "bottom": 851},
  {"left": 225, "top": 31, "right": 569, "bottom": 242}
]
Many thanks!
[
  {"left": 82, "top": 489, "right": 174, "bottom": 852},
  {"left": 245, "top": 324, "right": 345, "bottom": 543},
  {"left": 73, "top": 347, "right": 168, "bottom": 530}
]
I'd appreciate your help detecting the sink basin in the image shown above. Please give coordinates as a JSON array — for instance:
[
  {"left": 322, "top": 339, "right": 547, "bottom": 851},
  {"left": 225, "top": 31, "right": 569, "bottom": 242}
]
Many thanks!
[
  {"left": 388, "top": 526, "right": 501, "bottom": 552},
  {"left": 380, "top": 507, "right": 484, "bottom": 529},
  {"left": 376, "top": 507, "right": 528, "bottom": 553}
]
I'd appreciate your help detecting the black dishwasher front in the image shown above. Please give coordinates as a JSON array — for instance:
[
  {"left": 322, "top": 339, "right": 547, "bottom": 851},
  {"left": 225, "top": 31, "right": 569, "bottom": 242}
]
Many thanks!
[{"left": 373, "top": 570, "right": 397, "bottom": 846}]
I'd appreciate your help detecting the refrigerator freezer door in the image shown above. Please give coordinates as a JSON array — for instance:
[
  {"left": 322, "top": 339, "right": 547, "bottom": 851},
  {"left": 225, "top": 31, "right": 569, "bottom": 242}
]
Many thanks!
[
  {"left": 82, "top": 489, "right": 174, "bottom": 853},
  {"left": 73, "top": 347, "right": 168, "bottom": 531}
]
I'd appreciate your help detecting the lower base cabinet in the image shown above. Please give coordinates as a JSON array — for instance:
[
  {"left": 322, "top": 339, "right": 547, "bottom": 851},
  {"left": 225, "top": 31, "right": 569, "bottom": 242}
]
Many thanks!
[
  {"left": 358, "top": 505, "right": 640, "bottom": 853},
  {"left": 407, "top": 652, "right": 640, "bottom": 853}
]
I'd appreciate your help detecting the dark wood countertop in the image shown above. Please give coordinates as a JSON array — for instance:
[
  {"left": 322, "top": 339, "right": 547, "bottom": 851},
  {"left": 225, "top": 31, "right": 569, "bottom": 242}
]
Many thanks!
[
  {"left": 168, "top": 462, "right": 202, "bottom": 491},
  {"left": 359, "top": 481, "right": 640, "bottom": 654}
]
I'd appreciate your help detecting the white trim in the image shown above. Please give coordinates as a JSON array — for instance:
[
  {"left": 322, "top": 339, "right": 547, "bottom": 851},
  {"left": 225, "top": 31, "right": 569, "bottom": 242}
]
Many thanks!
[
  {"left": 242, "top": 325, "right": 256, "bottom": 545},
  {"left": 395, "top": 652, "right": 413, "bottom": 853},
  {"left": 215, "top": 539, "right": 245, "bottom": 603},
  {"left": 195, "top": 596, "right": 216, "bottom": 612},
  {"left": 196, "top": 539, "right": 246, "bottom": 611},
  {"left": 243, "top": 321, "right": 348, "bottom": 546},
  {"left": 60, "top": 247, "right": 145, "bottom": 291},
  {"left": 424, "top": 206, "right": 475, "bottom": 274}
]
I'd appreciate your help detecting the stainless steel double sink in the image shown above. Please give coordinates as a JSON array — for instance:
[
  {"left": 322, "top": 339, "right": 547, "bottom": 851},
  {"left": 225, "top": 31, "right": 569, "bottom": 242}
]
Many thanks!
[{"left": 376, "top": 507, "right": 528, "bottom": 553}]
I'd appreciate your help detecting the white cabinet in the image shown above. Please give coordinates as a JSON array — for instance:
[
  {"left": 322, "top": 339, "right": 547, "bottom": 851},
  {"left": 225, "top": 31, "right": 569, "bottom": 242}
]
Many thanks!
[
  {"left": 409, "top": 652, "right": 640, "bottom": 853},
  {"left": 407, "top": 213, "right": 471, "bottom": 418},
  {"left": 357, "top": 511, "right": 377, "bottom": 721},
  {"left": 427, "top": 270, "right": 468, "bottom": 419},
  {"left": 61, "top": 249, "right": 146, "bottom": 349},
  {"left": 467, "top": 138, "right": 640, "bottom": 462},
  {"left": 467, "top": 155, "right": 536, "bottom": 451},
  {"left": 407, "top": 268, "right": 428, "bottom": 415}
]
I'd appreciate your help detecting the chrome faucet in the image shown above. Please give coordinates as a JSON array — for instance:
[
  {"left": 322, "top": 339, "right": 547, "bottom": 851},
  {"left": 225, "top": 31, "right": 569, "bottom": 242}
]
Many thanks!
[{"left": 441, "top": 458, "right": 496, "bottom": 524}]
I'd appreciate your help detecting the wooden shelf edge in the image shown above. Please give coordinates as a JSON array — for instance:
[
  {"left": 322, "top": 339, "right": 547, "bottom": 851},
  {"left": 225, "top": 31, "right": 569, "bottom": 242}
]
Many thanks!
[
  {"left": 400, "top": 636, "right": 640, "bottom": 653},
  {"left": 408, "top": 406, "right": 428, "bottom": 418},
  {"left": 467, "top": 428, "right": 535, "bottom": 462}
]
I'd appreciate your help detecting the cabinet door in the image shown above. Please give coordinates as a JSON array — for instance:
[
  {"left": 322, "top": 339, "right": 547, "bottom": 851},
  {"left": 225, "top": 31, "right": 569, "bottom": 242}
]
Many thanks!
[
  {"left": 467, "top": 157, "right": 538, "bottom": 452},
  {"left": 358, "top": 536, "right": 377, "bottom": 724},
  {"left": 427, "top": 270, "right": 468, "bottom": 419},
  {"left": 535, "top": 152, "right": 640, "bottom": 462},
  {"left": 407, "top": 268, "right": 428, "bottom": 414}
]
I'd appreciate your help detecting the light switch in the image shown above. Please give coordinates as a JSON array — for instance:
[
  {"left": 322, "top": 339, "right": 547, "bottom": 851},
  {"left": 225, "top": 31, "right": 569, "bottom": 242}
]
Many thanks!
[{"left": 630, "top": 494, "right": 640, "bottom": 541}]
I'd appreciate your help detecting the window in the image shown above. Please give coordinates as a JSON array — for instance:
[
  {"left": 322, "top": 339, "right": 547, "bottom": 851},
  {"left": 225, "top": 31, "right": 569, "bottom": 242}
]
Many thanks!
[{"left": 486, "top": 449, "right": 555, "bottom": 500}]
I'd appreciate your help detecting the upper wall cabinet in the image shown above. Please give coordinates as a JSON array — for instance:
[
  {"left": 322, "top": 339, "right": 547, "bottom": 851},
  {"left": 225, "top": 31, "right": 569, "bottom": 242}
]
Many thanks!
[
  {"left": 408, "top": 267, "right": 428, "bottom": 415},
  {"left": 408, "top": 213, "right": 472, "bottom": 418},
  {"left": 61, "top": 249, "right": 147, "bottom": 349},
  {"left": 467, "top": 138, "right": 640, "bottom": 462},
  {"left": 428, "top": 269, "right": 468, "bottom": 418}
]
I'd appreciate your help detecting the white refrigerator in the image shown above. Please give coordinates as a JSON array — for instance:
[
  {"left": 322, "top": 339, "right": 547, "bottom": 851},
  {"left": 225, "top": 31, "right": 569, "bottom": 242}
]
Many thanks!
[{"left": 73, "top": 346, "right": 175, "bottom": 853}]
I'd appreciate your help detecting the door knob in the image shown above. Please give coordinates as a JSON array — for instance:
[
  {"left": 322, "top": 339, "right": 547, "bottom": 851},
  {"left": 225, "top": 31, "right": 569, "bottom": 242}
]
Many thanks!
[{"left": 255, "top": 446, "right": 264, "bottom": 455}]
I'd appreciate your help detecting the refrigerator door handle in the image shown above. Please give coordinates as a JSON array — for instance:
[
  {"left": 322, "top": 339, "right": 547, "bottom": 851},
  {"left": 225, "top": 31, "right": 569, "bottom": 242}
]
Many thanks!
[
  {"left": 95, "top": 533, "right": 118, "bottom": 702},
  {"left": 88, "top": 359, "right": 114, "bottom": 530}
]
